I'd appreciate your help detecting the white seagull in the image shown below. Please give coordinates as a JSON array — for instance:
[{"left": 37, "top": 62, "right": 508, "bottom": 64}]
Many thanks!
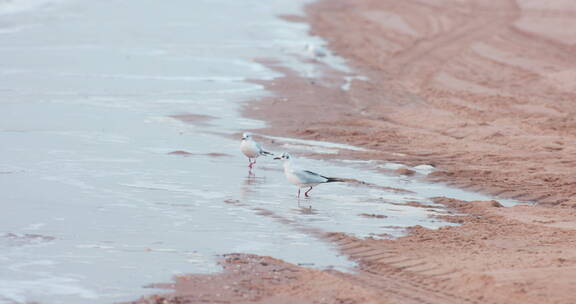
[
  {"left": 274, "top": 152, "right": 344, "bottom": 198},
  {"left": 240, "top": 132, "right": 273, "bottom": 169}
]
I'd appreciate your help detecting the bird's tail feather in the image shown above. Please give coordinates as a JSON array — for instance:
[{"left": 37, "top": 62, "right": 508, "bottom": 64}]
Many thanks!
[
  {"left": 261, "top": 150, "right": 274, "bottom": 156},
  {"left": 326, "top": 177, "right": 346, "bottom": 183}
]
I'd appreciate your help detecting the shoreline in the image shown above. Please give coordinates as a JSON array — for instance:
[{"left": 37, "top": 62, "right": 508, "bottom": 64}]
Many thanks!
[
  {"left": 131, "top": 1, "right": 576, "bottom": 303},
  {"left": 248, "top": 1, "right": 576, "bottom": 206}
]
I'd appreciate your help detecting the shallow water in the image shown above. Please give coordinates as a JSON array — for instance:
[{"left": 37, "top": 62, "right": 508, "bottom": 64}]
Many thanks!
[{"left": 0, "top": 1, "right": 519, "bottom": 303}]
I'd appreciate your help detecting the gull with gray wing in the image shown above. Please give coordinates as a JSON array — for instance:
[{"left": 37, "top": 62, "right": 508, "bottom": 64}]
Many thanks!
[
  {"left": 274, "top": 152, "right": 344, "bottom": 198},
  {"left": 240, "top": 132, "right": 273, "bottom": 169}
]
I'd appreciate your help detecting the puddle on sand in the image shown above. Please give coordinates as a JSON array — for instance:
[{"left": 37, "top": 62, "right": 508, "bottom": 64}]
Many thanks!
[{"left": 0, "top": 0, "right": 521, "bottom": 303}]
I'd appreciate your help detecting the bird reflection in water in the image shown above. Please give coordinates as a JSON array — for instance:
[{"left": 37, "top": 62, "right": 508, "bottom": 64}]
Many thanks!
[{"left": 240, "top": 172, "right": 266, "bottom": 198}]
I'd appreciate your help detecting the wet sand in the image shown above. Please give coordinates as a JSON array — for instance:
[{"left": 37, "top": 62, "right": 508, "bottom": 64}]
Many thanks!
[{"left": 132, "top": 1, "right": 576, "bottom": 303}]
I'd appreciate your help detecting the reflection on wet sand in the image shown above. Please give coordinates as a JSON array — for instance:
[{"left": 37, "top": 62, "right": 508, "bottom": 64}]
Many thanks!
[
  {"left": 293, "top": 205, "right": 318, "bottom": 215},
  {"left": 240, "top": 172, "right": 266, "bottom": 198}
]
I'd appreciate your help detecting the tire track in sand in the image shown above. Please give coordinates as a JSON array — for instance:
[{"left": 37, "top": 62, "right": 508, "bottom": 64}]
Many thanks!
[{"left": 385, "top": 0, "right": 521, "bottom": 90}]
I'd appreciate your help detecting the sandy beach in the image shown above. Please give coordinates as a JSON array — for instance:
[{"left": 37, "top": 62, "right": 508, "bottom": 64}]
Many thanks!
[{"left": 131, "top": 1, "right": 576, "bottom": 303}]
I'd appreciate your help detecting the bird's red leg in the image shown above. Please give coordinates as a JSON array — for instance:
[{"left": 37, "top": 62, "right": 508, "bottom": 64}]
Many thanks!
[
  {"left": 248, "top": 158, "right": 254, "bottom": 168},
  {"left": 304, "top": 187, "right": 313, "bottom": 197}
]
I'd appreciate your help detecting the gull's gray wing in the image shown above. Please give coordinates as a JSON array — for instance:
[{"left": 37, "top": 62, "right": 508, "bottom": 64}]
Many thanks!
[
  {"left": 293, "top": 170, "right": 329, "bottom": 184},
  {"left": 256, "top": 141, "right": 273, "bottom": 156},
  {"left": 255, "top": 142, "right": 264, "bottom": 152},
  {"left": 303, "top": 170, "right": 329, "bottom": 179}
]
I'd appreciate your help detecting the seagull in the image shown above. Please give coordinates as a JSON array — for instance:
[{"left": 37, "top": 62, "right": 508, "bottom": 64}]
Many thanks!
[
  {"left": 274, "top": 152, "right": 344, "bottom": 198},
  {"left": 240, "top": 132, "right": 273, "bottom": 169},
  {"left": 304, "top": 43, "right": 327, "bottom": 58}
]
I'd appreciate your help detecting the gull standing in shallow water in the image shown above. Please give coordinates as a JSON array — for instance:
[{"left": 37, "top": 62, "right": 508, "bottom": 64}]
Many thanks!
[
  {"left": 274, "top": 152, "right": 344, "bottom": 198},
  {"left": 240, "top": 132, "right": 273, "bottom": 169}
]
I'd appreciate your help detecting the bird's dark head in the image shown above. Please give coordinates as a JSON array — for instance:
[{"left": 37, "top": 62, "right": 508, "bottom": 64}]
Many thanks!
[{"left": 273, "top": 152, "right": 291, "bottom": 160}]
